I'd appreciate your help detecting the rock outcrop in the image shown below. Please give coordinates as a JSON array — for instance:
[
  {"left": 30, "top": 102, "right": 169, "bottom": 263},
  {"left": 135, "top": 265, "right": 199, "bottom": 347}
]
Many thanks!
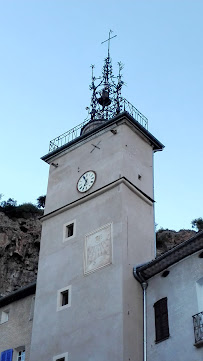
[
  {"left": 0, "top": 212, "right": 41, "bottom": 297},
  {"left": 156, "top": 228, "right": 196, "bottom": 256}
]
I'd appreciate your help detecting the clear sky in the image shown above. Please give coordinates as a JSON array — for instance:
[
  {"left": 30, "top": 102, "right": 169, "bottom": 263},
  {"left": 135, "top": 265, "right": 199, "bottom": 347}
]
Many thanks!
[{"left": 0, "top": 0, "right": 202, "bottom": 231}]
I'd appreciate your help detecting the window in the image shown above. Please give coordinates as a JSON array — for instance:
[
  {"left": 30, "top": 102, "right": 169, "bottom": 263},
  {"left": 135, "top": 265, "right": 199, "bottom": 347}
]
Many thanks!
[
  {"left": 57, "top": 286, "right": 71, "bottom": 311},
  {"left": 67, "top": 223, "right": 74, "bottom": 237},
  {"left": 154, "top": 297, "right": 169, "bottom": 342},
  {"left": 17, "top": 350, "right": 25, "bottom": 361},
  {"left": 53, "top": 352, "right": 68, "bottom": 361},
  {"left": 1, "top": 310, "right": 9, "bottom": 324},
  {"left": 14, "top": 346, "right": 25, "bottom": 361},
  {"left": 63, "top": 220, "right": 76, "bottom": 242},
  {"left": 61, "top": 290, "right": 69, "bottom": 306}
]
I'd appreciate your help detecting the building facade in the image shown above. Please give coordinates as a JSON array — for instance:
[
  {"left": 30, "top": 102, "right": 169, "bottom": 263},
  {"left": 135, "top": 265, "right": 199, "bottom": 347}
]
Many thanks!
[
  {"left": 29, "top": 112, "right": 163, "bottom": 361},
  {"left": 134, "top": 232, "right": 203, "bottom": 361},
  {"left": 0, "top": 283, "right": 36, "bottom": 361}
]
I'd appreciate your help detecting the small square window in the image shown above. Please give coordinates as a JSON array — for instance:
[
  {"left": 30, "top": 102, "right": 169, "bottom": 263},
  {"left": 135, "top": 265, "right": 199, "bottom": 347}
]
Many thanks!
[
  {"left": 63, "top": 220, "right": 76, "bottom": 242},
  {"left": 53, "top": 352, "right": 68, "bottom": 361},
  {"left": 66, "top": 223, "right": 74, "bottom": 238},
  {"left": 57, "top": 286, "right": 71, "bottom": 311},
  {"left": 1, "top": 310, "right": 9, "bottom": 324},
  {"left": 61, "top": 290, "right": 69, "bottom": 306}
]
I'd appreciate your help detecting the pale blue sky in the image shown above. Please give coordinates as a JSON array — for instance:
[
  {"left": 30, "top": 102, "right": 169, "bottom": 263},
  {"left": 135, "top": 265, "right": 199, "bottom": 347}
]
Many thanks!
[{"left": 0, "top": 0, "right": 202, "bottom": 231}]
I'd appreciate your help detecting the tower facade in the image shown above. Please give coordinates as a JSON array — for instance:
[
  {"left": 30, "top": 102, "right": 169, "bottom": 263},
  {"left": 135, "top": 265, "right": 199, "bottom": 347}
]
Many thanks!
[{"left": 30, "top": 45, "right": 163, "bottom": 361}]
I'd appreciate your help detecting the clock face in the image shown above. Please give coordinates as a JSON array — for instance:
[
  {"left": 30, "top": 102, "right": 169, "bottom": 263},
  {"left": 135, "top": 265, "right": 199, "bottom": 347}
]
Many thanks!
[{"left": 77, "top": 171, "right": 96, "bottom": 193}]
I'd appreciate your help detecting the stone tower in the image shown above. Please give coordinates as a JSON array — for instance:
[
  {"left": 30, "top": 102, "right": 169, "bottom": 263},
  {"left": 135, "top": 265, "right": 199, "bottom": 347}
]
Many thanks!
[{"left": 30, "top": 39, "right": 163, "bottom": 361}]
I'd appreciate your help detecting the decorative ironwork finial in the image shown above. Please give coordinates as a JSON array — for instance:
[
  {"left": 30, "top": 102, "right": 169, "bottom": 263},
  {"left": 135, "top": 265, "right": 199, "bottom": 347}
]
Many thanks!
[
  {"left": 87, "top": 31, "right": 125, "bottom": 122},
  {"left": 47, "top": 33, "right": 149, "bottom": 152}
]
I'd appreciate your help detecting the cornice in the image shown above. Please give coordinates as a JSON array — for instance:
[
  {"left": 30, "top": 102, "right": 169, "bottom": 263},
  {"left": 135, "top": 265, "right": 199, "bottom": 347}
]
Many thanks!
[{"left": 41, "top": 176, "right": 154, "bottom": 222}]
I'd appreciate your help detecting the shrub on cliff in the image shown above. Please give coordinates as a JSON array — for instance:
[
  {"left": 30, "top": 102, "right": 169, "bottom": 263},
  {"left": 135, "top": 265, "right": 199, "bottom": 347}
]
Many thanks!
[
  {"left": 0, "top": 198, "right": 43, "bottom": 219},
  {"left": 191, "top": 218, "right": 203, "bottom": 231},
  {"left": 36, "top": 195, "right": 46, "bottom": 209}
]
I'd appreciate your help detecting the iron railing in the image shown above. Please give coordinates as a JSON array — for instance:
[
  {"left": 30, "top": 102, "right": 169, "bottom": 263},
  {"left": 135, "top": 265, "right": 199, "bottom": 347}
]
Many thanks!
[
  {"left": 48, "top": 98, "right": 148, "bottom": 152},
  {"left": 122, "top": 98, "right": 148, "bottom": 129},
  {"left": 192, "top": 311, "right": 203, "bottom": 345},
  {"left": 49, "top": 118, "right": 90, "bottom": 152}
]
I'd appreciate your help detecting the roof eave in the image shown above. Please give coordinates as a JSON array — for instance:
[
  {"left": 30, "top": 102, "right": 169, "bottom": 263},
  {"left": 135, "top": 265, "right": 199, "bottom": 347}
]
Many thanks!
[
  {"left": 0, "top": 282, "right": 36, "bottom": 307},
  {"left": 134, "top": 231, "right": 203, "bottom": 281}
]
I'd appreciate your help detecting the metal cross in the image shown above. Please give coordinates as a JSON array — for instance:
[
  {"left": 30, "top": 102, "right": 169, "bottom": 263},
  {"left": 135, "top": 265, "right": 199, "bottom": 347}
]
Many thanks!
[{"left": 101, "top": 30, "right": 117, "bottom": 57}]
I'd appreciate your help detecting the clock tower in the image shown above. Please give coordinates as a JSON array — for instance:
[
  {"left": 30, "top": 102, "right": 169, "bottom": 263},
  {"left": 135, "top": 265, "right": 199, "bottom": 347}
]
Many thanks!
[{"left": 30, "top": 35, "right": 163, "bottom": 361}]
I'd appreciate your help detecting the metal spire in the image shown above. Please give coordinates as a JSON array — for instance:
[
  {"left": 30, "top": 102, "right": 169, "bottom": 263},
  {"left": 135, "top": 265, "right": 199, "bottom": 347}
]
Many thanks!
[{"left": 88, "top": 31, "right": 124, "bottom": 122}]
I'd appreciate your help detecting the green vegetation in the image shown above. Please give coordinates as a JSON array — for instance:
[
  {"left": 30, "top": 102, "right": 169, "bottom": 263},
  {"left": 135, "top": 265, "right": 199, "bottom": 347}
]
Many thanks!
[
  {"left": 0, "top": 196, "right": 44, "bottom": 219},
  {"left": 191, "top": 218, "right": 203, "bottom": 231},
  {"left": 36, "top": 195, "right": 46, "bottom": 209}
]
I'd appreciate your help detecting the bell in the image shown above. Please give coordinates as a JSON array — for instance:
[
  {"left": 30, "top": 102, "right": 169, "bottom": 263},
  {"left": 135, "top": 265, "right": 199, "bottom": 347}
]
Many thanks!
[{"left": 98, "top": 89, "right": 111, "bottom": 107}]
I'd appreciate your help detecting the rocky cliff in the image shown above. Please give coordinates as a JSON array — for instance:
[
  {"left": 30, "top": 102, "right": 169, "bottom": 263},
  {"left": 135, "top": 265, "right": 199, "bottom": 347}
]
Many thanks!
[
  {"left": 0, "top": 211, "right": 197, "bottom": 297},
  {"left": 0, "top": 212, "right": 41, "bottom": 297},
  {"left": 156, "top": 228, "right": 196, "bottom": 256}
]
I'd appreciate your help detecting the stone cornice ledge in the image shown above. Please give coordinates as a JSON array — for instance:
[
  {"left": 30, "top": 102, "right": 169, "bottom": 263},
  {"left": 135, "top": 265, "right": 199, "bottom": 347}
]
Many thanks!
[{"left": 41, "top": 177, "right": 154, "bottom": 222}]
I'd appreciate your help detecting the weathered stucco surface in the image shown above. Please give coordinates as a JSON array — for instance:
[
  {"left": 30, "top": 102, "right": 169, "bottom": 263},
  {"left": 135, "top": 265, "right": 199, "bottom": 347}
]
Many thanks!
[{"left": 0, "top": 294, "right": 34, "bottom": 361}]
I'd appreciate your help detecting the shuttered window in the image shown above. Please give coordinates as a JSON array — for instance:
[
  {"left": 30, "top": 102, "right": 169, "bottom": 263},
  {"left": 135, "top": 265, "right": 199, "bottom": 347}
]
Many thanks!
[
  {"left": 0, "top": 349, "right": 13, "bottom": 361},
  {"left": 154, "top": 297, "right": 169, "bottom": 342}
]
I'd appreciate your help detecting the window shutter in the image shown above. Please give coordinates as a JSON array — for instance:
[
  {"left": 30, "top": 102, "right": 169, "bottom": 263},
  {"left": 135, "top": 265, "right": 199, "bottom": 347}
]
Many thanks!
[
  {"left": 154, "top": 297, "right": 169, "bottom": 342},
  {"left": 0, "top": 349, "right": 13, "bottom": 361}
]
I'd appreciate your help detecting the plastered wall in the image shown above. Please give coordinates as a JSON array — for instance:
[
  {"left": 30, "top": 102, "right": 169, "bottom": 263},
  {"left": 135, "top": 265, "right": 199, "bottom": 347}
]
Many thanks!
[
  {"left": 30, "top": 117, "right": 156, "bottom": 361},
  {"left": 146, "top": 251, "right": 203, "bottom": 361},
  {"left": 0, "top": 294, "right": 35, "bottom": 361}
]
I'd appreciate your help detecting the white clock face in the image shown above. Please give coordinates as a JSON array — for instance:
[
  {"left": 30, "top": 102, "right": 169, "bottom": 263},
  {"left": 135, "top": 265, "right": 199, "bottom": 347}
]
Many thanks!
[{"left": 77, "top": 171, "right": 96, "bottom": 193}]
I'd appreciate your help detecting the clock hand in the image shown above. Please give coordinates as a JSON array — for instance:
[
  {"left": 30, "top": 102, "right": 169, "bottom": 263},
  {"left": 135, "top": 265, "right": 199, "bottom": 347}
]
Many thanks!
[{"left": 82, "top": 175, "right": 87, "bottom": 185}]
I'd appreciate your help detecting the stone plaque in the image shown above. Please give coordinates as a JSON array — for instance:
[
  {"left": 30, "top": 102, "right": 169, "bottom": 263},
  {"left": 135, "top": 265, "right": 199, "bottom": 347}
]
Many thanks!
[{"left": 84, "top": 223, "right": 112, "bottom": 275}]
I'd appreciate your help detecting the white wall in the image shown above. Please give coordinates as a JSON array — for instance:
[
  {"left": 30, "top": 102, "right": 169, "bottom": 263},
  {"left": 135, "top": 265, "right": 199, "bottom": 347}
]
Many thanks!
[
  {"left": 44, "top": 120, "right": 154, "bottom": 215},
  {"left": 146, "top": 251, "right": 203, "bottom": 361},
  {"left": 30, "top": 117, "right": 157, "bottom": 361}
]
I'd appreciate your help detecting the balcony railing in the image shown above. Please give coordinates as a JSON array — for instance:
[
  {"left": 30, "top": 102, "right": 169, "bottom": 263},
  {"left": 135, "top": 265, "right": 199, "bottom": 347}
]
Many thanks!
[
  {"left": 48, "top": 98, "right": 148, "bottom": 152},
  {"left": 192, "top": 311, "right": 203, "bottom": 346}
]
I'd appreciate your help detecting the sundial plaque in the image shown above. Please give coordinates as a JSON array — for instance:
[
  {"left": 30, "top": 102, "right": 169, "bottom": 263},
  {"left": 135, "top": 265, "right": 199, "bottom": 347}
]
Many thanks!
[{"left": 84, "top": 223, "right": 112, "bottom": 275}]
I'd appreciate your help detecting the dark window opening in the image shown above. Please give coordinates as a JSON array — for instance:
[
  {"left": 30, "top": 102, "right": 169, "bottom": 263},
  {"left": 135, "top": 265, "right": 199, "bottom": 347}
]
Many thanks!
[
  {"left": 61, "top": 290, "right": 69, "bottom": 306},
  {"left": 56, "top": 358, "right": 65, "bottom": 361},
  {"left": 154, "top": 297, "right": 169, "bottom": 342},
  {"left": 66, "top": 223, "right": 74, "bottom": 238}
]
